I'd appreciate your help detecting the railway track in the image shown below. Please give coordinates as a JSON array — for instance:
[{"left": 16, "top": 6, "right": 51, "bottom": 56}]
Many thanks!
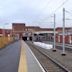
[{"left": 26, "top": 41, "right": 70, "bottom": 72}]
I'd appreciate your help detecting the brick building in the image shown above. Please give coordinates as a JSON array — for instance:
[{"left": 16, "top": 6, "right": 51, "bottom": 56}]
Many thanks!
[
  {"left": 12, "top": 23, "right": 26, "bottom": 39},
  {"left": 56, "top": 27, "right": 72, "bottom": 44},
  {"left": 12, "top": 23, "right": 54, "bottom": 40},
  {"left": 12, "top": 23, "right": 72, "bottom": 43},
  {"left": 0, "top": 29, "right": 3, "bottom": 37},
  {"left": 56, "top": 27, "right": 72, "bottom": 32},
  {"left": 0, "top": 23, "right": 72, "bottom": 43},
  {"left": 0, "top": 29, "right": 12, "bottom": 37}
]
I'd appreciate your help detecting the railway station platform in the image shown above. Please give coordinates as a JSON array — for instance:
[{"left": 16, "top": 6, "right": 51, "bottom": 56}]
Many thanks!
[
  {"left": 0, "top": 40, "right": 45, "bottom": 72},
  {"left": 18, "top": 40, "right": 45, "bottom": 72},
  {"left": 0, "top": 40, "right": 72, "bottom": 72}
]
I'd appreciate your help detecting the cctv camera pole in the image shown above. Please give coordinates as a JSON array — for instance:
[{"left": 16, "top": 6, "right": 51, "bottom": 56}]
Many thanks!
[
  {"left": 53, "top": 14, "right": 56, "bottom": 52},
  {"left": 61, "top": 8, "right": 66, "bottom": 56}
]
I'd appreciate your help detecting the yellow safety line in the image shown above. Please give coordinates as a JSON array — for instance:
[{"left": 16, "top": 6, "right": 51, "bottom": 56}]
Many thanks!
[{"left": 18, "top": 41, "right": 27, "bottom": 72}]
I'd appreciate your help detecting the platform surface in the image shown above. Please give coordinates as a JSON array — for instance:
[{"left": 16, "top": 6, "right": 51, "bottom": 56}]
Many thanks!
[
  {"left": 20, "top": 40, "right": 45, "bottom": 72},
  {"left": 0, "top": 41, "right": 21, "bottom": 72},
  {"left": 0, "top": 40, "right": 45, "bottom": 72}
]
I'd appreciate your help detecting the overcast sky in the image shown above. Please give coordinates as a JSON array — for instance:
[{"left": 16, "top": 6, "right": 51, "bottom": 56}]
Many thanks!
[{"left": 0, "top": 0, "right": 72, "bottom": 29}]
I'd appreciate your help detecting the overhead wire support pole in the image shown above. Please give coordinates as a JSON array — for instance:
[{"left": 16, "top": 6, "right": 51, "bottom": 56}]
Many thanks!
[
  {"left": 53, "top": 14, "right": 56, "bottom": 52},
  {"left": 61, "top": 8, "right": 66, "bottom": 56}
]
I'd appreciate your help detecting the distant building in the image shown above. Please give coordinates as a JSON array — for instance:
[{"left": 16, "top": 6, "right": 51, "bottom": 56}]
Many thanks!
[
  {"left": 11, "top": 23, "right": 72, "bottom": 43},
  {"left": 0, "top": 29, "right": 12, "bottom": 37},
  {"left": 12, "top": 23, "right": 26, "bottom": 39},
  {"left": 1, "top": 23, "right": 72, "bottom": 43},
  {"left": 0, "top": 29, "right": 3, "bottom": 37},
  {"left": 56, "top": 27, "right": 72, "bottom": 33},
  {"left": 56, "top": 27, "right": 72, "bottom": 44},
  {"left": 12, "top": 23, "right": 54, "bottom": 40},
  {"left": 4, "top": 29, "right": 12, "bottom": 37}
]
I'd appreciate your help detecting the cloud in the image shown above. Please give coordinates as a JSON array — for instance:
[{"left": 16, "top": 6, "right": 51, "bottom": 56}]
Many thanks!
[{"left": 0, "top": 0, "right": 72, "bottom": 28}]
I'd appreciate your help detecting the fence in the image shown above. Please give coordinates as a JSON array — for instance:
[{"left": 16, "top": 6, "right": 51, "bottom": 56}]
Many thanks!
[{"left": 0, "top": 37, "right": 14, "bottom": 48}]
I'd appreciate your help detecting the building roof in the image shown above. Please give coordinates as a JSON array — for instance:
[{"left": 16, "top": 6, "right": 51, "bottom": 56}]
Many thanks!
[
  {"left": 12, "top": 23, "right": 25, "bottom": 25},
  {"left": 39, "top": 28, "right": 53, "bottom": 31},
  {"left": 12, "top": 23, "right": 25, "bottom": 31},
  {"left": 56, "top": 27, "right": 72, "bottom": 32},
  {"left": 34, "top": 31, "right": 58, "bottom": 34},
  {"left": 26, "top": 26, "right": 40, "bottom": 29}
]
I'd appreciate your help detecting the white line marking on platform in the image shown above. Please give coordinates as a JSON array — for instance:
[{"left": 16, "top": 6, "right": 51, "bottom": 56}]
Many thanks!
[{"left": 27, "top": 46, "right": 46, "bottom": 72}]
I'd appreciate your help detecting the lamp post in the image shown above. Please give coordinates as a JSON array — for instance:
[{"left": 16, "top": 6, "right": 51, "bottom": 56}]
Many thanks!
[
  {"left": 61, "top": 8, "right": 66, "bottom": 56},
  {"left": 52, "top": 14, "right": 56, "bottom": 52},
  {"left": 43, "top": 15, "right": 56, "bottom": 51}
]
